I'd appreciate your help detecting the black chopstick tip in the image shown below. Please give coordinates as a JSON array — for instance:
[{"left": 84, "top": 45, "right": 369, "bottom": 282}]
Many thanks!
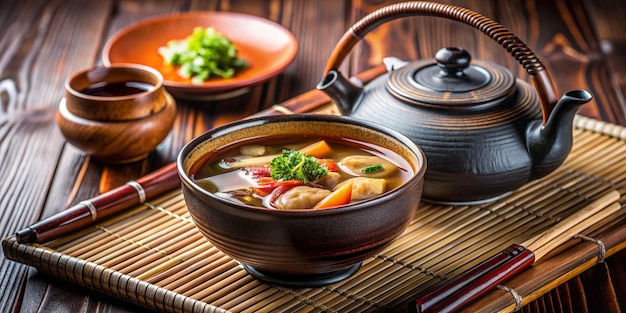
[
  {"left": 406, "top": 302, "right": 420, "bottom": 313},
  {"left": 15, "top": 227, "right": 35, "bottom": 243}
]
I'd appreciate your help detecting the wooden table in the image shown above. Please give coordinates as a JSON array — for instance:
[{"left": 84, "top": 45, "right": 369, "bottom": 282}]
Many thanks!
[{"left": 1, "top": 0, "right": 624, "bottom": 312}]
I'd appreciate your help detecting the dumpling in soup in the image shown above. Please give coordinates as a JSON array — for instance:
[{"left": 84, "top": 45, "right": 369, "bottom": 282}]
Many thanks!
[
  {"left": 273, "top": 186, "right": 331, "bottom": 210},
  {"left": 339, "top": 155, "right": 398, "bottom": 178},
  {"left": 336, "top": 177, "right": 386, "bottom": 200}
]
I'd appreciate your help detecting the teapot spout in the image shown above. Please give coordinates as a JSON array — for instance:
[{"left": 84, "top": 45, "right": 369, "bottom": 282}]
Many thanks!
[
  {"left": 526, "top": 89, "right": 593, "bottom": 179},
  {"left": 317, "top": 70, "right": 363, "bottom": 116}
]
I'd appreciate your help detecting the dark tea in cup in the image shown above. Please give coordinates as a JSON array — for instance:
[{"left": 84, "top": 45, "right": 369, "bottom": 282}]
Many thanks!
[
  {"left": 65, "top": 64, "right": 166, "bottom": 121},
  {"left": 80, "top": 81, "right": 154, "bottom": 97}
]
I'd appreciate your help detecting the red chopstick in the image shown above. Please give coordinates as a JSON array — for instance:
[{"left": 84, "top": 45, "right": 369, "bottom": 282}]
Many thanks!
[
  {"left": 408, "top": 191, "right": 621, "bottom": 313},
  {"left": 410, "top": 244, "right": 534, "bottom": 313},
  {"left": 16, "top": 163, "right": 179, "bottom": 243}
]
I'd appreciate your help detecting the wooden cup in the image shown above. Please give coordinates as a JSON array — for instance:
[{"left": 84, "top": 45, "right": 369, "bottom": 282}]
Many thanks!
[{"left": 57, "top": 64, "right": 177, "bottom": 163}]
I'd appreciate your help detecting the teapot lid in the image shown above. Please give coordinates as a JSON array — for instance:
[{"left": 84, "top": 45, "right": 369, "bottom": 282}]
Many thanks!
[{"left": 387, "top": 47, "right": 517, "bottom": 109}]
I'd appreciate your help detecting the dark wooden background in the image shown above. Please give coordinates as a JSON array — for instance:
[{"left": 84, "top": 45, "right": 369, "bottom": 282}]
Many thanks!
[{"left": 0, "top": 0, "right": 624, "bottom": 312}]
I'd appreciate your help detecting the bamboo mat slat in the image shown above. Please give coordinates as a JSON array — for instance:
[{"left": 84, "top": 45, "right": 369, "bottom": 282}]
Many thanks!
[{"left": 3, "top": 107, "right": 626, "bottom": 313}]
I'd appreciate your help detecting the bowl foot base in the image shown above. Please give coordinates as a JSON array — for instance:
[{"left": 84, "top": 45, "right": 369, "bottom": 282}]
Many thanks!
[{"left": 243, "top": 263, "right": 361, "bottom": 288}]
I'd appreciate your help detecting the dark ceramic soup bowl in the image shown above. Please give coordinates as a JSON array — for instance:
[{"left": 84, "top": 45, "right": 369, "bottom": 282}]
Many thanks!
[{"left": 177, "top": 114, "right": 426, "bottom": 287}]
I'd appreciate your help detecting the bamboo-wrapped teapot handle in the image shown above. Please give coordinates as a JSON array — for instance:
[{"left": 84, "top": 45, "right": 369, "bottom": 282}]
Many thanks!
[{"left": 323, "top": 1, "right": 558, "bottom": 123}]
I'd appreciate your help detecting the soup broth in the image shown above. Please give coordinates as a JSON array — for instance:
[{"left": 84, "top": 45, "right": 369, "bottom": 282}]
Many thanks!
[{"left": 192, "top": 136, "right": 414, "bottom": 210}]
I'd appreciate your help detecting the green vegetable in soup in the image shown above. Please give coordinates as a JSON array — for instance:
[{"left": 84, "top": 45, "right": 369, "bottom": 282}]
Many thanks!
[
  {"left": 361, "top": 164, "right": 384, "bottom": 173},
  {"left": 270, "top": 149, "right": 329, "bottom": 183},
  {"left": 340, "top": 155, "right": 398, "bottom": 178},
  {"left": 158, "top": 26, "right": 249, "bottom": 84}
]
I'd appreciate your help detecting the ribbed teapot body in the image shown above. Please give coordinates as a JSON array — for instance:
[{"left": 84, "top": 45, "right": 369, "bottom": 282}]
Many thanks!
[{"left": 351, "top": 74, "right": 543, "bottom": 204}]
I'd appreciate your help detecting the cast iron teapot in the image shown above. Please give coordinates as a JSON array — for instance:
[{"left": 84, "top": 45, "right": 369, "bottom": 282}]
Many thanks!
[{"left": 317, "top": 2, "right": 592, "bottom": 204}]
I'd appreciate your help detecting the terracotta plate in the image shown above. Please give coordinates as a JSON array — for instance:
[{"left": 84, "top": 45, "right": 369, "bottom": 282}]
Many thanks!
[{"left": 102, "top": 11, "right": 297, "bottom": 97}]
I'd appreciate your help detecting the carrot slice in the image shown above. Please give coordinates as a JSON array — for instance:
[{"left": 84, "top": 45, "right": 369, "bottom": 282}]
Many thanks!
[
  {"left": 313, "top": 182, "right": 353, "bottom": 209},
  {"left": 317, "top": 159, "right": 338, "bottom": 172},
  {"left": 299, "top": 140, "right": 332, "bottom": 158}
]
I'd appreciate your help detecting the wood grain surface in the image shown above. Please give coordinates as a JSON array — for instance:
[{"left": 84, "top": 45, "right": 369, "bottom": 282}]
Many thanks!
[{"left": 0, "top": 0, "right": 624, "bottom": 312}]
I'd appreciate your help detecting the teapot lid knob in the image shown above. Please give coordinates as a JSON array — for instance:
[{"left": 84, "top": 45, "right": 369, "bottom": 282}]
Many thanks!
[
  {"left": 412, "top": 47, "right": 491, "bottom": 93},
  {"left": 435, "top": 47, "right": 471, "bottom": 78},
  {"left": 387, "top": 47, "right": 517, "bottom": 108}
]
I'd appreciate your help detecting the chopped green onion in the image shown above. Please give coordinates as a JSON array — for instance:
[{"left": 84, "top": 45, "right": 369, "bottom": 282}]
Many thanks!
[
  {"left": 361, "top": 164, "right": 384, "bottom": 173},
  {"left": 270, "top": 149, "right": 329, "bottom": 183},
  {"left": 158, "top": 26, "right": 249, "bottom": 84}
]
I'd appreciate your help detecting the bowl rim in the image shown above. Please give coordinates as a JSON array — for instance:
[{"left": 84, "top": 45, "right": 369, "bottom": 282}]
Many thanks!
[
  {"left": 177, "top": 114, "right": 427, "bottom": 216},
  {"left": 65, "top": 63, "right": 164, "bottom": 101}
]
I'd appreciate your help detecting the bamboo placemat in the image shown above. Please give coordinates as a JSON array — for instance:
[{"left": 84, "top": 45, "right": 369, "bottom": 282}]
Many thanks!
[{"left": 3, "top": 106, "right": 626, "bottom": 313}]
